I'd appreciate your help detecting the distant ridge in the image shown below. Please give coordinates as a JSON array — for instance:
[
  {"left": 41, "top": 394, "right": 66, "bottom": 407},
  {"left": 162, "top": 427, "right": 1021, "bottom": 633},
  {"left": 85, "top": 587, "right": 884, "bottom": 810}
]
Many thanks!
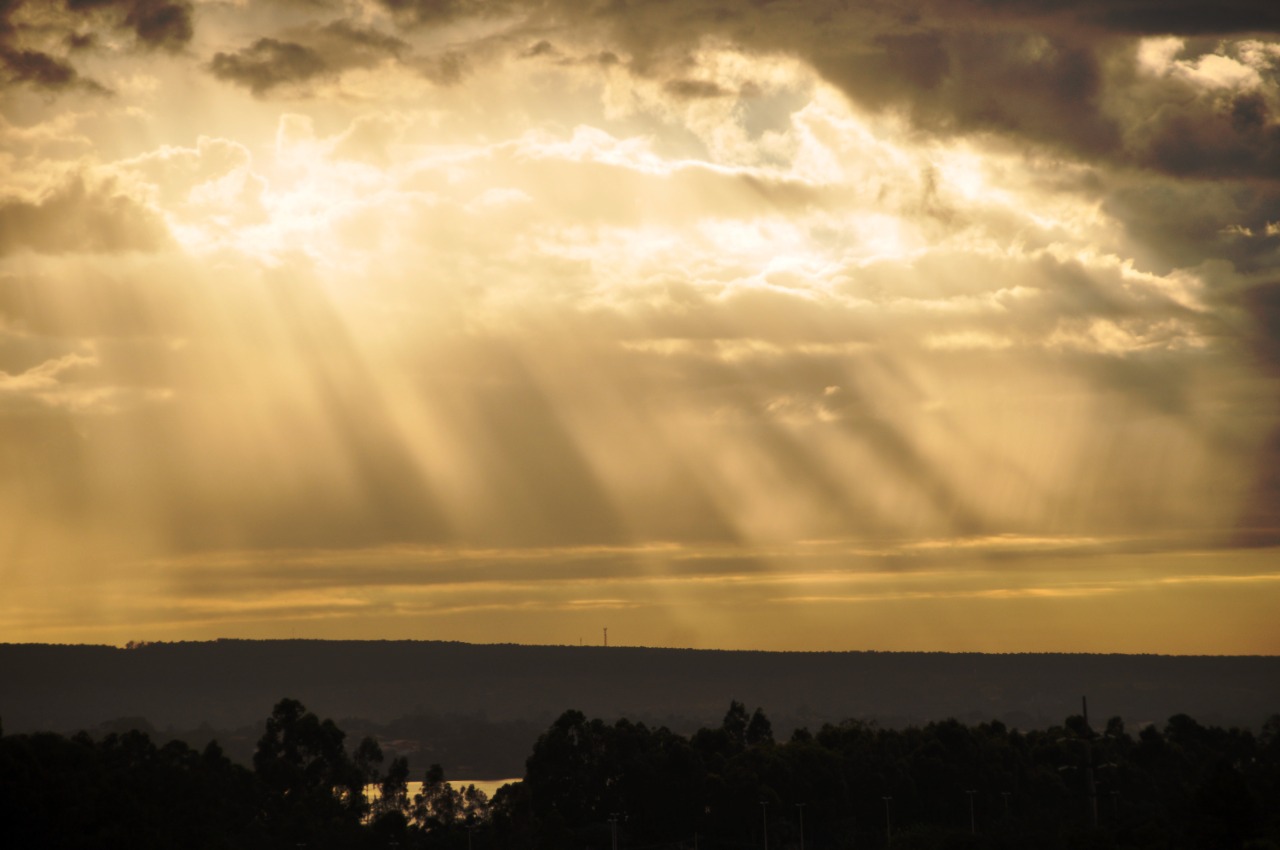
[{"left": 3, "top": 640, "right": 1276, "bottom": 735}]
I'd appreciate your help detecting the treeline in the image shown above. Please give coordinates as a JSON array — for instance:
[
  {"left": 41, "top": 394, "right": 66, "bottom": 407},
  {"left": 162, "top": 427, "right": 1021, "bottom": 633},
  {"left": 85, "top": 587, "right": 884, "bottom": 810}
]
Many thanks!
[
  {"left": 2, "top": 702, "right": 1279, "bottom": 850},
  {"left": 0, "top": 699, "right": 490, "bottom": 850}
]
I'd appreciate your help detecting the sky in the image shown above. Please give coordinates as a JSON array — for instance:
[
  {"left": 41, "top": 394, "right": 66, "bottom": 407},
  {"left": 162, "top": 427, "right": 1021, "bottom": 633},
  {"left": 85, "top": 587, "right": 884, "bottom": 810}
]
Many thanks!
[{"left": 1, "top": 0, "right": 1279, "bottom": 653}]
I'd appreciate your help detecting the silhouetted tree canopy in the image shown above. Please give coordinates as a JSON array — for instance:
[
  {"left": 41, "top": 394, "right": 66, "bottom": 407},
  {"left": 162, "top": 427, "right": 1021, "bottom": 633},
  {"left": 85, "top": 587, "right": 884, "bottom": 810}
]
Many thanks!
[{"left": 2, "top": 700, "right": 1278, "bottom": 849}]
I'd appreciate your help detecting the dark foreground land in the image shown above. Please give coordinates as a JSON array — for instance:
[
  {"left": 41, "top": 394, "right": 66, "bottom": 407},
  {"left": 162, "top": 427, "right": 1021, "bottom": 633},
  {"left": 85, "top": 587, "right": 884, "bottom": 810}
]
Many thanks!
[
  {"left": 2, "top": 640, "right": 1279, "bottom": 776},
  {"left": 2, "top": 697, "right": 1278, "bottom": 850}
]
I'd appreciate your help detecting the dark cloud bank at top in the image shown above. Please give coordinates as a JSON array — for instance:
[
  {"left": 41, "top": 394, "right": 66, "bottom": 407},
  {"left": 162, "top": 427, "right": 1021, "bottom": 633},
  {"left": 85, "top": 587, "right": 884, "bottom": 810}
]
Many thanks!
[
  {"left": 5, "top": 0, "right": 1279, "bottom": 186},
  {"left": 180, "top": 0, "right": 1280, "bottom": 261},
  {"left": 219, "top": 0, "right": 1280, "bottom": 260}
]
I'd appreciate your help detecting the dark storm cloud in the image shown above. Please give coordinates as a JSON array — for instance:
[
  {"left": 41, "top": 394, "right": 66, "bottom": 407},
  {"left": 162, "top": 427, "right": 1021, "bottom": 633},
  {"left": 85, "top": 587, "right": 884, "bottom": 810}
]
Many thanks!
[
  {"left": 0, "top": 0, "right": 190, "bottom": 97},
  {"left": 808, "top": 30, "right": 1122, "bottom": 160},
  {"left": 123, "top": 0, "right": 193, "bottom": 51},
  {"left": 873, "top": 33, "right": 949, "bottom": 91},
  {"left": 975, "top": 0, "right": 1280, "bottom": 36},
  {"left": 0, "top": 1, "right": 101, "bottom": 91},
  {"left": 1232, "top": 91, "right": 1269, "bottom": 132},
  {"left": 1139, "top": 102, "right": 1280, "bottom": 181},
  {"left": 0, "top": 45, "right": 105, "bottom": 92},
  {"left": 208, "top": 20, "right": 408, "bottom": 95},
  {"left": 448, "top": 0, "right": 1278, "bottom": 179},
  {"left": 187, "top": 0, "right": 1263, "bottom": 185},
  {"left": 882, "top": 0, "right": 1280, "bottom": 36},
  {"left": 209, "top": 38, "right": 328, "bottom": 94},
  {"left": 1102, "top": 179, "right": 1280, "bottom": 274},
  {"left": 60, "top": 0, "right": 193, "bottom": 50}
]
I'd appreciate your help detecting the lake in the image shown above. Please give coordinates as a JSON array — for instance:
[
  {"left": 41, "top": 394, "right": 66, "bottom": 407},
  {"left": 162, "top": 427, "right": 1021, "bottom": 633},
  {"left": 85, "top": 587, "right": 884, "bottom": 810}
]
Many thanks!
[
  {"left": 425, "top": 778, "right": 520, "bottom": 799},
  {"left": 367, "top": 778, "right": 521, "bottom": 807}
]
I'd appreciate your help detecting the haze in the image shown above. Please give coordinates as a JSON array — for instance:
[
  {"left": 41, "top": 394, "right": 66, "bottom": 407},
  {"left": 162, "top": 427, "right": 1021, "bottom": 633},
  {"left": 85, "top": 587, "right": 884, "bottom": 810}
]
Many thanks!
[{"left": 2, "top": 0, "right": 1278, "bottom": 652}]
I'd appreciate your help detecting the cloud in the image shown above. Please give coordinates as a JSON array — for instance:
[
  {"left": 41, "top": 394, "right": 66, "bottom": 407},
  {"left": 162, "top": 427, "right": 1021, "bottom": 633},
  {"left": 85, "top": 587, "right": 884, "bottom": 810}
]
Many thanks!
[
  {"left": 330, "top": 112, "right": 412, "bottom": 165},
  {"left": 0, "top": 349, "right": 168, "bottom": 415},
  {"left": 64, "top": 31, "right": 94, "bottom": 51},
  {"left": 1102, "top": 176, "right": 1280, "bottom": 273},
  {"left": 439, "top": 0, "right": 1278, "bottom": 189},
  {"left": 0, "top": 350, "right": 95, "bottom": 395},
  {"left": 208, "top": 38, "right": 328, "bottom": 95},
  {"left": 0, "top": 46, "right": 109, "bottom": 93},
  {"left": 306, "top": 18, "right": 408, "bottom": 63},
  {"left": 9, "top": 0, "right": 193, "bottom": 52},
  {"left": 0, "top": 0, "right": 191, "bottom": 98},
  {"left": 0, "top": 176, "right": 171, "bottom": 255},
  {"left": 1069, "top": 0, "right": 1280, "bottom": 35},
  {"left": 123, "top": 0, "right": 193, "bottom": 51},
  {"left": 372, "top": 0, "right": 502, "bottom": 27},
  {"left": 520, "top": 39, "right": 556, "bottom": 59},
  {"left": 190, "top": 0, "right": 1280, "bottom": 190},
  {"left": 208, "top": 19, "right": 408, "bottom": 95},
  {"left": 3, "top": 0, "right": 1280, "bottom": 649},
  {"left": 663, "top": 78, "right": 733, "bottom": 99},
  {"left": 416, "top": 49, "right": 467, "bottom": 84}
]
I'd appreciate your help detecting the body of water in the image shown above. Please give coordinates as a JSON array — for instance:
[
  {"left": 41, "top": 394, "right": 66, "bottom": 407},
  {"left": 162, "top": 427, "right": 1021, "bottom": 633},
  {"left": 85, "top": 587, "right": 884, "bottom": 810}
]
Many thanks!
[
  {"left": 367, "top": 778, "right": 520, "bottom": 807},
  {"left": 428, "top": 778, "right": 520, "bottom": 799}
]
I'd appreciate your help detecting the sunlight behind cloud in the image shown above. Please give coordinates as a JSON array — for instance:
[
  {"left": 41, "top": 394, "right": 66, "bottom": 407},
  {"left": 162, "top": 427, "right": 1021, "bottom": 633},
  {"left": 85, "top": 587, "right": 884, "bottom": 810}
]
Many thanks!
[{"left": 1, "top": 0, "right": 1278, "bottom": 651}]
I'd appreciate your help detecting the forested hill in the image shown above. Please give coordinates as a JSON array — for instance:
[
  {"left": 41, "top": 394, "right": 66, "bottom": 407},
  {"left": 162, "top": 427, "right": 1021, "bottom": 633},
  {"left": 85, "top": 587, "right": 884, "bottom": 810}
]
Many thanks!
[{"left": 3, "top": 641, "right": 1276, "bottom": 736}]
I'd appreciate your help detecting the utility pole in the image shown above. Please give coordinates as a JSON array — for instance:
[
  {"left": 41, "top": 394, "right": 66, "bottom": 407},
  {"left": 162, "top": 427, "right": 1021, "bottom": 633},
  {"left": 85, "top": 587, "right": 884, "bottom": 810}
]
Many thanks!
[
  {"left": 760, "top": 801, "right": 768, "bottom": 850},
  {"left": 881, "top": 796, "right": 892, "bottom": 848},
  {"left": 603, "top": 627, "right": 608, "bottom": 647},
  {"left": 796, "top": 803, "right": 805, "bottom": 850},
  {"left": 609, "top": 814, "right": 619, "bottom": 850},
  {"left": 965, "top": 790, "right": 977, "bottom": 835}
]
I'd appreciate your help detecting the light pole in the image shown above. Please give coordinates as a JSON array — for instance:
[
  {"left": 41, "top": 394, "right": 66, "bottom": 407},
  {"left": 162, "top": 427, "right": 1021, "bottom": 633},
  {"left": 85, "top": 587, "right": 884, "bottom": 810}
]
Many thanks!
[
  {"left": 965, "top": 790, "right": 977, "bottom": 835},
  {"left": 796, "top": 803, "right": 806, "bottom": 850},
  {"left": 881, "top": 796, "right": 892, "bottom": 848},
  {"left": 760, "top": 801, "right": 769, "bottom": 850}
]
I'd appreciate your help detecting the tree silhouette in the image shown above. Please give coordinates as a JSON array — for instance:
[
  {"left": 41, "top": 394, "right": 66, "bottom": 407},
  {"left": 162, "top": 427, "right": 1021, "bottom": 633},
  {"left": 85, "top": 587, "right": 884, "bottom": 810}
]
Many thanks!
[
  {"left": 3, "top": 697, "right": 1278, "bottom": 850},
  {"left": 252, "top": 697, "right": 366, "bottom": 847}
]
